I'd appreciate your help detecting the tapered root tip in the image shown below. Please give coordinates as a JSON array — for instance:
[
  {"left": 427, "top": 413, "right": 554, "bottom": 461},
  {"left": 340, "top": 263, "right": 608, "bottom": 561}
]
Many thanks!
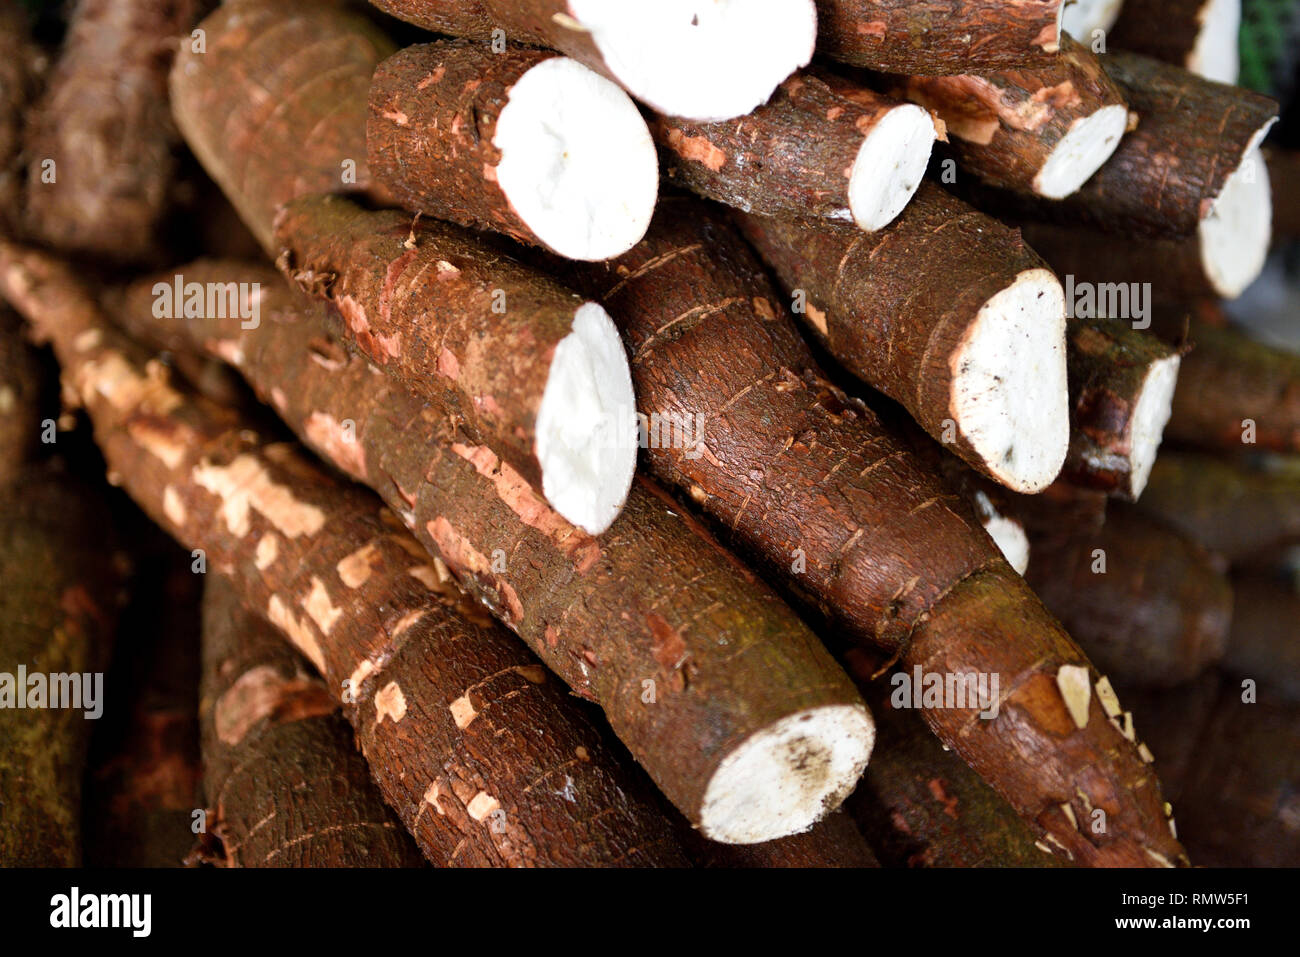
[
  {"left": 495, "top": 57, "right": 658, "bottom": 261},
  {"left": 699, "top": 704, "right": 875, "bottom": 844},
  {"left": 1201, "top": 138, "right": 1273, "bottom": 299},
  {"left": 535, "top": 302, "right": 638, "bottom": 535},
  {"left": 1034, "top": 104, "right": 1128, "bottom": 199},
  {"left": 951, "top": 268, "right": 1070, "bottom": 493},
  {"left": 567, "top": 0, "right": 817, "bottom": 121},
  {"left": 849, "top": 104, "right": 936, "bottom": 231},
  {"left": 1127, "top": 353, "right": 1181, "bottom": 499}
]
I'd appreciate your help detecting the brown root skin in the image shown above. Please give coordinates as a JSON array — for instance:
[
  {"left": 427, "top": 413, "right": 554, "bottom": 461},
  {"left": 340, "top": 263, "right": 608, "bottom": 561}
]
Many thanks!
[
  {"left": 971, "top": 53, "right": 1277, "bottom": 239},
  {"left": 201, "top": 577, "right": 426, "bottom": 868},
  {"left": 83, "top": 546, "right": 201, "bottom": 868},
  {"left": 106, "top": 257, "right": 871, "bottom": 843},
  {"left": 0, "top": 465, "right": 126, "bottom": 866},
  {"left": 1223, "top": 572, "right": 1300, "bottom": 703},
  {"left": 1147, "top": 303, "right": 1300, "bottom": 455},
  {"left": 1060, "top": 317, "right": 1181, "bottom": 499},
  {"left": 1137, "top": 452, "right": 1300, "bottom": 561},
  {"left": 650, "top": 70, "right": 924, "bottom": 223},
  {"left": 908, "top": 563, "right": 1187, "bottom": 866},
  {"left": 814, "top": 0, "right": 1062, "bottom": 74},
  {"left": 0, "top": 246, "right": 690, "bottom": 867},
  {"left": 561, "top": 202, "right": 1184, "bottom": 867},
  {"left": 843, "top": 649, "right": 1065, "bottom": 867},
  {"left": 1025, "top": 504, "right": 1231, "bottom": 687},
  {"left": 682, "top": 813, "right": 880, "bottom": 868},
  {"left": 0, "top": 307, "right": 49, "bottom": 484},
  {"left": 894, "top": 35, "right": 1125, "bottom": 197},
  {"left": 1266, "top": 147, "right": 1300, "bottom": 242},
  {"left": 272, "top": 195, "right": 586, "bottom": 502},
  {"left": 367, "top": 41, "right": 577, "bottom": 254},
  {"left": 0, "top": 3, "right": 44, "bottom": 236},
  {"left": 170, "top": 0, "right": 396, "bottom": 253},
  {"left": 1108, "top": 0, "right": 1224, "bottom": 75},
  {"left": 735, "top": 183, "right": 1062, "bottom": 491},
  {"left": 23, "top": 0, "right": 196, "bottom": 261}
]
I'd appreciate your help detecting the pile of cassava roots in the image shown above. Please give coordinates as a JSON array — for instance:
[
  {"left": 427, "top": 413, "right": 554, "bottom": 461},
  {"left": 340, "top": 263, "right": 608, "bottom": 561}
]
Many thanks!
[{"left": 2, "top": 0, "right": 1298, "bottom": 869}]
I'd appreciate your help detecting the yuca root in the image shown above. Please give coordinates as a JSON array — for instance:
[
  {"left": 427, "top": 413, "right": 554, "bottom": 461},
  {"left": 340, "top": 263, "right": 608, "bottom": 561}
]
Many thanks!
[
  {"left": 83, "top": 546, "right": 201, "bottom": 867},
  {"left": 272, "top": 196, "right": 635, "bottom": 535},
  {"left": 369, "top": 0, "right": 818, "bottom": 121},
  {"left": 23, "top": 0, "right": 196, "bottom": 261},
  {"left": 105, "top": 259, "right": 875, "bottom": 846},
  {"left": 842, "top": 650, "right": 1065, "bottom": 867},
  {"left": 1266, "top": 147, "right": 1300, "bottom": 241},
  {"left": 200, "top": 577, "right": 425, "bottom": 868},
  {"left": 367, "top": 40, "right": 656, "bottom": 261},
  {"left": 683, "top": 813, "right": 880, "bottom": 868},
  {"left": 813, "top": 0, "right": 1063, "bottom": 74},
  {"left": 564, "top": 202, "right": 1185, "bottom": 866},
  {"left": 170, "top": 0, "right": 395, "bottom": 253},
  {"left": 1059, "top": 316, "right": 1182, "bottom": 500},
  {"left": 736, "top": 183, "right": 1070, "bottom": 494},
  {"left": 649, "top": 70, "right": 934, "bottom": 231},
  {"left": 1223, "top": 572, "right": 1300, "bottom": 703},
  {"left": 0, "top": 246, "right": 692, "bottom": 866},
  {"left": 0, "top": 2, "right": 43, "bottom": 235},
  {"left": 0, "top": 466, "right": 126, "bottom": 866},
  {"left": 1137, "top": 452, "right": 1300, "bottom": 561},
  {"left": 894, "top": 35, "right": 1128, "bottom": 199},
  {"left": 1148, "top": 303, "right": 1300, "bottom": 455},
  {"left": 1024, "top": 504, "right": 1232, "bottom": 687},
  {"left": 0, "top": 307, "right": 48, "bottom": 484},
  {"left": 1109, "top": 0, "right": 1241, "bottom": 84}
]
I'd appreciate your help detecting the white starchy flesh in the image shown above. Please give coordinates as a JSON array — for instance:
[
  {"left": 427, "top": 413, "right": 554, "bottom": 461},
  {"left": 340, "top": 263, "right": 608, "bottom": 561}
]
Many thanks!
[
  {"left": 1187, "top": 0, "right": 1241, "bottom": 84},
  {"left": 699, "top": 705, "right": 875, "bottom": 844},
  {"left": 973, "top": 491, "right": 1031, "bottom": 575},
  {"left": 1060, "top": 0, "right": 1125, "bottom": 39},
  {"left": 950, "top": 269, "right": 1070, "bottom": 493},
  {"left": 1201, "top": 138, "right": 1273, "bottom": 299},
  {"left": 493, "top": 57, "right": 658, "bottom": 261},
  {"left": 849, "top": 104, "right": 936, "bottom": 230},
  {"left": 535, "top": 302, "right": 638, "bottom": 535},
  {"left": 566, "top": 0, "right": 817, "bottom": 121},
  {"left": 1127, "top": 353, "right": 1181, "bottom": 499},
  {"left": 1034, "top": 104, "right": 1129, "bottom": 199}
]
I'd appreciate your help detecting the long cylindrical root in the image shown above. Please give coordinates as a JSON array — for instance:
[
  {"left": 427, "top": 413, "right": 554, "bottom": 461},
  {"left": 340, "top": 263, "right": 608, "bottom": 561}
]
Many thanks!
[
  {"left": 0, "top": 466, "right": 126, "bottom": 866},
  {"left": 369, "top": 0, "right": 818, "bottom": 122},
  {"left": 0, "top": 246, "right": 692, "bottom": 866},
  {"left": 1149, "top": 304, "right": 1300, "bottom": 455},
  {"left": 368, "top": 41, "right": 657, "bottom": 261},
  {"left": 1060, "top": 316, "right": 1181, "bottom": 499},
  {"left": 895, "top": 36, "right": 1129, "bottom": 199},
  {"left": 1223, "top": 572, "right": 1300, "bottom": 702},
  {"left": 1024, "top": 504, "right": 1232, "bottom": 686},
  {"left": 737, "top": 184, "right": 1070, "bottom": 493},
  {"left": 842, "top": 650, "right": 1067, "bottom": 867},
  {"left": 650, "top": 71, "right": 935, "bottom": 230},
  {"left": 813, "top": 0, "right": 1063, "bottom": 74},
  {"left": 201, "top": 576, "right": 425, "bottom": 868},
  {"left": 565, "top": 202, "right": 1184, "bottom": 866},
  {"left": 169, "top": 0, "right": 395, "bottom": 253},
  {"left": 273, "top": 196, "right": 637, "bottom": 535},
  {"left": 1109, "top": 0, "right": 1241, "bottom": 84},
  {"left": 1137, "top": 452, "right": 1300, "bottom": 561},
  {"left": 23, "top": 0, "right": 195, "bottom": 261},
  {"left": 101, "top": 257, "right": 876, "bottom": 846}
]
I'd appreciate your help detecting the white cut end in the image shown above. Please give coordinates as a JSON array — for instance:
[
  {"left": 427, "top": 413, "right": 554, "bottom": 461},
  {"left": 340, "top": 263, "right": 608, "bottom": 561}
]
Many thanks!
[
  {"left": 1126, "top": 353, "right": 1181, "bottom": 499},
  {"left": 1060, "top": 0, "right": 1125, "bottom": 39},
  {"left": 535, "top": 303, "right": 637, "bottom": 535},
  {"left": 494, "top": 56, "right": 658, "bottom": 261},
  {"left": 950, "top": 268, "right": 1070, "bottom": 493},
  {"left": 699, "top": 704, "right": 874, "bottom": 844},
  {"left": 972, "top": 490, "right": 1031, "bottom": 575},
  {"left": 849, "top": 104, "right": 936, "bottom": 230},
  {"left": 1200, "top": 137, "right": 1274, "bottom": 299},
  {"left": 567, "top": 0, "right": 817, "bottom": 121},
  {"left": 1034, "top": 104, "right": 1128, "bottom": 199},
  {"left": 1187, "top": 0, "right": 1241, "bottom": 84}
]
